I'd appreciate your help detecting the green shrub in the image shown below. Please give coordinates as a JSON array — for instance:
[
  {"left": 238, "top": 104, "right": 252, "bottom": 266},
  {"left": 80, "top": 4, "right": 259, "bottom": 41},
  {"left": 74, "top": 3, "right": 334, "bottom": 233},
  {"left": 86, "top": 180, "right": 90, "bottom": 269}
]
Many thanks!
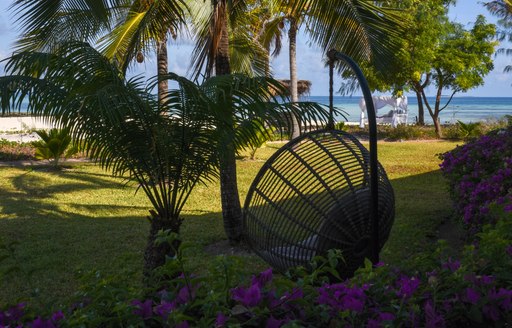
[
  {"left": 0, "top": 139, "right": 35, "bottom": 161},
  {"left": 334, "top": 121, "right": 346, "bottom": 131},
  {"left": 456, "top": 120, "right": 483, "bottom": 141},
  {"left": 33, "top": 128, "right": 78, "bottom": 167}
]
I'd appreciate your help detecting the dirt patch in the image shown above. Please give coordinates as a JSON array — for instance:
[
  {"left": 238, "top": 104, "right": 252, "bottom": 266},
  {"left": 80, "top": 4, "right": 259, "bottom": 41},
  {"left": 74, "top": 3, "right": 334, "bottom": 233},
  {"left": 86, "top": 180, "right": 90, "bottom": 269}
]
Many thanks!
[{"left": 204, "top": 240, "right": 253, "bottom": 257}]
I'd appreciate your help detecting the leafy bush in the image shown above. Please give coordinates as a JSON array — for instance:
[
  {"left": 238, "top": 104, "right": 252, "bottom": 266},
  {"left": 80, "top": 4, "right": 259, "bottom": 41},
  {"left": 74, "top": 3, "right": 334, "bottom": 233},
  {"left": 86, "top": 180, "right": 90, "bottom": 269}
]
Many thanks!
[
  {"left": 33, "top": 128, "right": 78, "bottom": 167},
  {"left": 456, "top": 120, "right": 483, "bottom": 141},
  {"left": 3, "top": 210, "right": 512, "bottom": 327},
  {"left": 0, "top": 139, "right": 35, "bottom": 161},
  {"left": 334, "top": 121, "right": 346, "bottom": 131},
  {"left": 440, "top": 127, "right": 512, "bottom": 231}
]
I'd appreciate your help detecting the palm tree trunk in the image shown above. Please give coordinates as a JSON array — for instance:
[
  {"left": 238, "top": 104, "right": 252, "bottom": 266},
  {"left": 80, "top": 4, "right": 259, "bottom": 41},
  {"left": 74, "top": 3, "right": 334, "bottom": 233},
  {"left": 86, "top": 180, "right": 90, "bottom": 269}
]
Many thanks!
[
  {"left": 288, "top": 17, "right": 300, "bottom": 139},
  {"left": 216, "top": 0, "right": 243, "bottom": 244},
  {"left": 157, "top": 37, "right": 169, "bottom": 104},
  {"left": 143, "top": 211, "right": 182, "bottom": 278}
]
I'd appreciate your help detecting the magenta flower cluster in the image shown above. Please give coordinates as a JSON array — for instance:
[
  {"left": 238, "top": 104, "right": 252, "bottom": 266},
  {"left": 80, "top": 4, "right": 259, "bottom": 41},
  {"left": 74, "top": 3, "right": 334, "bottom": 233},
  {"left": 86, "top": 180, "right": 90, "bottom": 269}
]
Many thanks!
[
  {"left": 440, "top": 128, "right": 512, "bottom": 230},
  {"left": 0, "top": 303, "right": 64, "bottom": 328}
]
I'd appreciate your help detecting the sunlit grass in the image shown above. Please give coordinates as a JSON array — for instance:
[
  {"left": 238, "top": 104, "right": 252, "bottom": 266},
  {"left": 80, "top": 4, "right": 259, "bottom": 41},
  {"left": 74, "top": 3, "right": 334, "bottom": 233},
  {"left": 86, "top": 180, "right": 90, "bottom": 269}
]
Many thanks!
[{"left": 0, "top": 140, "right": 459, "bottom": 309}]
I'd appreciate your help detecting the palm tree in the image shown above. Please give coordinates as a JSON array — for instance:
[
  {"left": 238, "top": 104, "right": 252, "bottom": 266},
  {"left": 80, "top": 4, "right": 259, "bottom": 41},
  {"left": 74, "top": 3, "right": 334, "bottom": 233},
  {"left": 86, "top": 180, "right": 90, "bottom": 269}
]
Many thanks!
[
  {"left": 484, "top": 0, "right": 512, "bottom": 74},
  {"left": 0, "top": 41, "right": 330, "bottom": 274},
  {"left": 10, "top": 0, "right": 188, "bottom": 102},
  {"left": 188, "top": 0, "right": 403, "bottom": 244}
]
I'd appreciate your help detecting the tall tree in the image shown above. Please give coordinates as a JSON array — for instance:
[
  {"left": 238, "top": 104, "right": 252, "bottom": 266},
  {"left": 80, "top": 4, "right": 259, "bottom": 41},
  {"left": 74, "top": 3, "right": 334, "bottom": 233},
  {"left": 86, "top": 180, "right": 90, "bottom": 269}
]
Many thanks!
[
  {"left": 419, "top": 16, "right": 496, "bottom": 137},
  {"left": 190, "top": 0, "right": 404, "bottom": 244},
  {"left": 11, "top": 0, "right": 187, "bottom": 103},
  {"left": 0, "top": 42, "right": 330, "bottom": 274},
  {"left": 341, "top": 0, "right": 453, "bottom": 126}
]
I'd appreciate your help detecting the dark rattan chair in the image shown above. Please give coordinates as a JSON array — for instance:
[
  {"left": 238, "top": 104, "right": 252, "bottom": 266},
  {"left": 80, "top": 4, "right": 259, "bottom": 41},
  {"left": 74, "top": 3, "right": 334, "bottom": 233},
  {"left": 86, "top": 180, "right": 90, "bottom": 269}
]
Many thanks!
[
  {"left": 242, "top": 50, "right": 395, "bottom": 277},
  {"left": 242, "top": 130, "right": 394, "bottom": 276}
]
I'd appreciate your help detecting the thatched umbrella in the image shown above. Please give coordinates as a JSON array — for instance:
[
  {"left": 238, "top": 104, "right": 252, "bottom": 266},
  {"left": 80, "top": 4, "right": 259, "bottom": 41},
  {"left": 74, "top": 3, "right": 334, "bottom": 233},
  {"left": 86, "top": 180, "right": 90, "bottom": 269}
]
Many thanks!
[{"left": 276, "top": 79, "right": 312, "bottom": 97}]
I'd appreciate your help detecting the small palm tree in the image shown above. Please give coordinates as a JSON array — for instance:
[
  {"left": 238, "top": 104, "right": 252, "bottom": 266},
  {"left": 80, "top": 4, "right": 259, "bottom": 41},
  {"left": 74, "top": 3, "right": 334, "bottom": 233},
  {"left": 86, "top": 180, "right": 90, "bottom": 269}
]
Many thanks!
[
  {"left": 33, "top": 128, "right": 78, "bottom": 167},
  {"left": 0, "top": 41, "right": 330, "bottom": 275}
]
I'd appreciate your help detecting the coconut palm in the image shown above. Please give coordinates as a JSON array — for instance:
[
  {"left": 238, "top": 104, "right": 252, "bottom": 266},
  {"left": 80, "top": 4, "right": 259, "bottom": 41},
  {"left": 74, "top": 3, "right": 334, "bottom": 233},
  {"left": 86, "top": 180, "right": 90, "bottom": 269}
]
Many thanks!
[
  {"left": 189, "top": 0, "right": 403, "bottom": 244},
  {"left": 10, "top": 0, "right": 188, "bottom": 102},
  {"left": 0, "top": 41, "right": 330, "bottom": 274},
  {"left": 484, "top": 0, "right": 512, "bottom": 73}
]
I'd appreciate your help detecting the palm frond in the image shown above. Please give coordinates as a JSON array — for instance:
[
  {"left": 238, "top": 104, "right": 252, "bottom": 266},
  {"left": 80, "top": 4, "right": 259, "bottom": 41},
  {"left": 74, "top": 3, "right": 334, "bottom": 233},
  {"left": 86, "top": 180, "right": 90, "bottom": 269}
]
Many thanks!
[
  {"left": 292, "top": 0, "right": 405, "bottom": 70},
  {"left": 98, "top": 0, "right": 187, "bottom": 72},
  {"left": 0, "top": 42, "right": 217, "bottom": 220},
  {"left": 10, "top": 0, "right": 131, "bottom": 52}
]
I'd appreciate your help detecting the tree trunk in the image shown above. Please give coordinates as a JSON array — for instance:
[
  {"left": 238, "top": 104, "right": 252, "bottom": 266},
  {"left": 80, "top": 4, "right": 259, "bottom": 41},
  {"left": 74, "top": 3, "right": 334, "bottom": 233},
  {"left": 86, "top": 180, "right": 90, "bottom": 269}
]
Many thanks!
[
  {"left": 157, "top": 37, "right": 168, "bottom": 104},
  {"left": 433, "top": 115, "right": 443, "bottom": 138},
  {"left": 215, "top": 0, "right": 243, "bottom": 244},
  {"left": 219, "top": 142, "right": 243, "bottom": 243},
  {"left": 288, "top": 17, "right": 300, "bottom": 139},
  {"left": 415, "top": 90, "right": 424, "bottom": 125},
  {"left": 143, "top": 211, "right": 182, "bottom": 278},
  {"left": 215, "top": 1, "right": 231, "bottom": 76}
]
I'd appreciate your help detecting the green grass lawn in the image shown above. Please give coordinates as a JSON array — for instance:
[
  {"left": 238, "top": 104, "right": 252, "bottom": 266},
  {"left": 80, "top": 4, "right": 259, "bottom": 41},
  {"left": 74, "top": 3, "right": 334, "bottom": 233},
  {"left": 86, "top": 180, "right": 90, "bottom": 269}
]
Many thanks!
[{"left": 0, "top": 140, "right": 460, "bottom": 310}]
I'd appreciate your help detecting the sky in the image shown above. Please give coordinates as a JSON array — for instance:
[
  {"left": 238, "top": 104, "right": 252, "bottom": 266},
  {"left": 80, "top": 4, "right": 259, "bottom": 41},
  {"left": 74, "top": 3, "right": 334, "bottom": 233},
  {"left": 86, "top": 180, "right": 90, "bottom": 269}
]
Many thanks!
[{"left": 0, "top": 1, "right": 511, "bottom": 97}]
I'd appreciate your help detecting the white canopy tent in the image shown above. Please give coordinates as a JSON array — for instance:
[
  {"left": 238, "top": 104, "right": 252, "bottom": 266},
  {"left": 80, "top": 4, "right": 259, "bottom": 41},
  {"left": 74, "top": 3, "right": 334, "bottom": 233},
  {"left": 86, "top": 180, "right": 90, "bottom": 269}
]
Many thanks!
[{"left": 359, "top": 96, "right": 408, "bottom": 128}]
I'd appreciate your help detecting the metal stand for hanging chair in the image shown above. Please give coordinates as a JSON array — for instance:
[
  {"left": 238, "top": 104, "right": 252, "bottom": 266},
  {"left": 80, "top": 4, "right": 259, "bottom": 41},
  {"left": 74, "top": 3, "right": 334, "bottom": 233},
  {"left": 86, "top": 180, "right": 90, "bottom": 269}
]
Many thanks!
[{"left": 242, "top": 50, "right": 395, "bottom": 277}]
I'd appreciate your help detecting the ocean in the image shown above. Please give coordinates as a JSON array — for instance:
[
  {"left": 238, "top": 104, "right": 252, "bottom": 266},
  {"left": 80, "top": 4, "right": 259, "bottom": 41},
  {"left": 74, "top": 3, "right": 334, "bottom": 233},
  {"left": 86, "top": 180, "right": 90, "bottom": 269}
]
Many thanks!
[
  {"left": 8, "top": 96, "right": 512, "bottom": 125},
  {"left": 306, "top": 96, "right": 512, "bottom": 125}
]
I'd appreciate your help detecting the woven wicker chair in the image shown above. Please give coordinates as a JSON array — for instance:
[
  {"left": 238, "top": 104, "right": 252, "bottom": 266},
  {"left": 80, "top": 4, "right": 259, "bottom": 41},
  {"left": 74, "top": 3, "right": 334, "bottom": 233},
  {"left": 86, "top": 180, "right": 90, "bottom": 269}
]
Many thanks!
[
  {"left": 243, "top": 130, "right": 394, "bottom": 276},
  {"left": 242, "top": 50, "right": 395, "bottom": 277}
]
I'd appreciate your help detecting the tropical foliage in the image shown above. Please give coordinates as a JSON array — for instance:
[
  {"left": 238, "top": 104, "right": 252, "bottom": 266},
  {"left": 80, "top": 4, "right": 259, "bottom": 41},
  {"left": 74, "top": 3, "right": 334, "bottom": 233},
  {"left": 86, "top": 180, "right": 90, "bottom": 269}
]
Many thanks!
[
  {"left": 33, "top": 128, "right": 78, "bottom": 167},
  {"left": 440, "top": 126, "right": 512, "bottom": 233},
  {"left": 0, "top": 41, "right": 330, "bottom": 274},
  {"left": 2, "top": 205, "right": 512, "bottom": 327}
]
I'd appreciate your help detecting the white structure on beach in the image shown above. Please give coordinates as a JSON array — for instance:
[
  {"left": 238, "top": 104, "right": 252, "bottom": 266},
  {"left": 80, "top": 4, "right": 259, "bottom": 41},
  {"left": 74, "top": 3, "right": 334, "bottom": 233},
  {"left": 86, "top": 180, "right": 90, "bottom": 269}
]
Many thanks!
[{"left": 359, "top": 96, "right": 408, "bottom": 128}]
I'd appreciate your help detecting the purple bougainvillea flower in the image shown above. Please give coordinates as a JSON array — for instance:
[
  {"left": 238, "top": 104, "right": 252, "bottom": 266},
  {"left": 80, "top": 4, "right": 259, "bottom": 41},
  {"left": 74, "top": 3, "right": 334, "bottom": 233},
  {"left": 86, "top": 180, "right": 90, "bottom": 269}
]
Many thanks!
[
  {"left": 465, "top": 288, "right": 480, "bottom": 305},
  {"left": 367, "top": 311, "right": 396, "bottom": 328},
  {"left": 154, "top": 301, "right": 176, "bottom": 320},
  {"left": 480, "top": 275, "right": 495, "bottom": 285},
  {"left": 31, "top": 317, "right": 57, "bottom": 328},
  {"left": 5, "top": 303, "right": 26, "bottom": 323},
  {"left": 505, "top": 204, "right": 512, "bottom": 212},
  {"left": 51, "top": 310, "right": 64, "bottom": 323},
  {"left": 317, "top": 283, "right": 366, "bottom": 314},
  {"left": 266, "top": 316, "right": 284, "bottom": 328},
  {"left": 131, "top": 299, "right": 153, "bottom": 319},
  {"left": 177, "top": 285, "right": 196, "bottom": 304},
  {"left": 424, "top": 301, "right": 445, "bottom": 328},
  {"left": 251, "top": 268, "right": 273, "bottom": 288},
  {"left": 215, "top": 312, "right": 227, "bottom": 327},
  {"left": 442, "top": 258, "right": 460, "bottom": 272},
  {"left": 379, "top": 312, "right": 395, "bottom": 321},
  {"left": 396, "top": 275, "right": 420, "bottom": 299},
  {"left": 231, "top": 283, "right": 262, "bottom": 307}
]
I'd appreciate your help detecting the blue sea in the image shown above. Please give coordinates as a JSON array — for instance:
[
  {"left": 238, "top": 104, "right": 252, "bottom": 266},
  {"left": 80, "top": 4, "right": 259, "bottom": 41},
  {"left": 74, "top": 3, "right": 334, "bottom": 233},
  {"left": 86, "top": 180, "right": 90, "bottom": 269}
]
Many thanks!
[
  {"left": 306, "top": 96, "right": 512, "bottom": 125},
  {"left": 10, "top": 96, "right": 512, "bottom": 125}
]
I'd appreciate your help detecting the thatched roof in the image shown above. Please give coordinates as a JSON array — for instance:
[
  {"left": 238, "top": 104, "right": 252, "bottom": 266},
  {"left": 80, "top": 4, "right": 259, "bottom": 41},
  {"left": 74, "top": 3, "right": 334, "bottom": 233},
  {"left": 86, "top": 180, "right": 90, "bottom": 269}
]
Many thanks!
[{"left": 277, "top": 79, "right": 312, "bottom": 97}]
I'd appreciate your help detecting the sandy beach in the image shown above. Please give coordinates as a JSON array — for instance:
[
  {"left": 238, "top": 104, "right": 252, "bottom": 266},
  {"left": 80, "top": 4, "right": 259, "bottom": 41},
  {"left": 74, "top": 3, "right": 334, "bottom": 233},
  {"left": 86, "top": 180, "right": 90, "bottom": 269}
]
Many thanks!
[{"left": 0, "top": 116, "right": 55, "bottom": 142}]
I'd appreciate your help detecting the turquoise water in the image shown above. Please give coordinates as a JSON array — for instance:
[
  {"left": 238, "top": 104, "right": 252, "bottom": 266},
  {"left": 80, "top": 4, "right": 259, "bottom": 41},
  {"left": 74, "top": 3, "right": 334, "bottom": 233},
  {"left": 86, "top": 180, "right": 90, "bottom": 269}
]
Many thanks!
[
  {"left": 307, "top": 96, "right": 512, "bottom": 124},
  {"left": 11, "top": 96, "right": 512, "bottom": 125}
]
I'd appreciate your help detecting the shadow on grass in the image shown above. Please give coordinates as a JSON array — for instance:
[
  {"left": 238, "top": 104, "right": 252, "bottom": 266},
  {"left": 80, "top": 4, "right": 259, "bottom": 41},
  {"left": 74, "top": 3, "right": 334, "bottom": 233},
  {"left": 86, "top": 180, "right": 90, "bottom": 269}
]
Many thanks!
[
  {"left": 0, "top": 165, "right": 454, "bottom": 309},
  {"left": 381, "top": 169, "right": 455, "bottom": 267},
  {"left": 0, "top": 167, "right": 152, "bottom": 309}
]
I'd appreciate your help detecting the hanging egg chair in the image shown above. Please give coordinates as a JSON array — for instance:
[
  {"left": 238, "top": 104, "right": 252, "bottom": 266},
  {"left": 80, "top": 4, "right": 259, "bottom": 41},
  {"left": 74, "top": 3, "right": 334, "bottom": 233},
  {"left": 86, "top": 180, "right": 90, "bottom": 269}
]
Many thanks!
[{"left": 242, "top": 50, "right": 395, "bottom": 277}]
